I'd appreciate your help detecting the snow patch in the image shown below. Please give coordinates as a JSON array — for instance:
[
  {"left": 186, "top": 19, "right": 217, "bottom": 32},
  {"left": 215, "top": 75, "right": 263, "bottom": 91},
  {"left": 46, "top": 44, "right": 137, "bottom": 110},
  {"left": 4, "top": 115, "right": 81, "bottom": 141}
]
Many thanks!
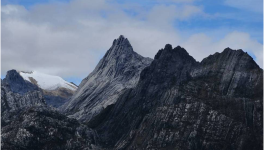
[{"left": 19, "top": 71, "right": 77, "bottom": 91}]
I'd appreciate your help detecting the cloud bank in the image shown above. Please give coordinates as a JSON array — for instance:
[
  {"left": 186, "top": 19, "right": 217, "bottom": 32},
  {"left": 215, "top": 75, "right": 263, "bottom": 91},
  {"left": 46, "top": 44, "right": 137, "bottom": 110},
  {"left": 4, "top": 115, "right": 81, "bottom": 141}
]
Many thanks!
[{"left": 2, "top": 0, "right": 263, "bottom": 79}]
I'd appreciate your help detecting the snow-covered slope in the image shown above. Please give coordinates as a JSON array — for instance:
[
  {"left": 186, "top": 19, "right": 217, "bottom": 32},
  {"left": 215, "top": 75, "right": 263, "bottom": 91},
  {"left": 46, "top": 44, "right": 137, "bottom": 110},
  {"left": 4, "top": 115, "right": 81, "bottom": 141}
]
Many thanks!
[{"left": 19, "top": 71, "right": 77, "bottom": 91}]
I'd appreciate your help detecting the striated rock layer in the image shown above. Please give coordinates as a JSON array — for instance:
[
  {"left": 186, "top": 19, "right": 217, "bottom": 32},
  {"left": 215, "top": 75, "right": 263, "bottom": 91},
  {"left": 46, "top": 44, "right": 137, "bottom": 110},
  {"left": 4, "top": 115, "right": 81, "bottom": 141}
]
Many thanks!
[
  {"left": 1, "top": 74, "right": 99, "bottom": 150},
  {"left": 95, "top": 45, "right": 263, "bottom": 150},
  {"left": 1, "top": 106, "right": 99, "bottom": 150},
  {"left": 60, "top": 35, "right": 153, "bottom": 123}
]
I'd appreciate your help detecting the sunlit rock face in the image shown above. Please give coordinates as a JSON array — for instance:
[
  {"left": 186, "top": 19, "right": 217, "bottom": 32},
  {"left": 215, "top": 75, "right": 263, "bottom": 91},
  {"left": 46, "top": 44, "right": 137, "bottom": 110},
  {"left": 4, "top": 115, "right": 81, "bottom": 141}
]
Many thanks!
[
  {"left": 95, "top": 45, "right": 263, "bottom": 150},
  {"left": 60, "top": 35, "right": 153, "bottom": 123}
]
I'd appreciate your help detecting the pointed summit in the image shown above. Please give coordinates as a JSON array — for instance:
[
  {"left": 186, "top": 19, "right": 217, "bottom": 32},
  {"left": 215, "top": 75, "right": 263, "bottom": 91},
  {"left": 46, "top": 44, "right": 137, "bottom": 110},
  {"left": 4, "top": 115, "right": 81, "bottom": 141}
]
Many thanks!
[
  {"left": 108, "top": 35, "right": 133, "bottom": 57},
  {"left": 60, "top": 36, "right": 152, "bottom": 123},
  {"left": 113, "top": 35, "right": 131, "bottom": 47}
]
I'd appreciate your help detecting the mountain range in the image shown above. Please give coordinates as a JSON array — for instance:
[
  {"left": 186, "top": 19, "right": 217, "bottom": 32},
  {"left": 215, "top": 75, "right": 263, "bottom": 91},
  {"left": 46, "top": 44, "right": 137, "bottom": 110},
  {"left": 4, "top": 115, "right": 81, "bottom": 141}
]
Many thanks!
[{"left": 1, "top": 35, "right": 263, "bottom": 150}]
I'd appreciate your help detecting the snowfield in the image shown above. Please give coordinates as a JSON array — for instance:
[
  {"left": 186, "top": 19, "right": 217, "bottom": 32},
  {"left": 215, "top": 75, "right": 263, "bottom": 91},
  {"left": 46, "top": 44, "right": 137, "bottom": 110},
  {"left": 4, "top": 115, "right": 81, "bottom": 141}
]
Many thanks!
[{"left": 19, "top": 71, "right": 77, "bottom": 91}]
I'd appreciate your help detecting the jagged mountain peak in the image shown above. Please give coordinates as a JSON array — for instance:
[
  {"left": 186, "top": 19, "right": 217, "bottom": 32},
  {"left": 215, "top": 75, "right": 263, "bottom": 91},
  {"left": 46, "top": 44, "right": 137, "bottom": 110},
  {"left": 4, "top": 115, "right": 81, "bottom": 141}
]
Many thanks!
[
  {"left": 154, "top": 44, "right": 196, "bottom": 63},
  {"left": 113, "top": 35, "right": 131, "bottom": 46},
  {"left": 60, "top": 35, "right": 152, "bottom": 123},
  {"left": 107, "top": 35, "right": 133, "bottom": 58},
  {"left": 90, "top": 35, "right": 152, "bottom": 78},
  {"left": 3, "top": 69, "right": 39, "bottom": 94}
]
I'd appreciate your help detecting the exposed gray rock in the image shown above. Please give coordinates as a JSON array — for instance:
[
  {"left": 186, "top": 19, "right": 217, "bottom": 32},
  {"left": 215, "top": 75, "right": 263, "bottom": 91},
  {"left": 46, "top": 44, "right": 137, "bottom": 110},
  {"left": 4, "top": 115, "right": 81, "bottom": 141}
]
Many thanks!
[
  {"left": 2, "top": 70, "right": 39, "bottom": 94},
  {"left": 0, "top": 86, "right": 46, "bottom": 115},
  {"left": 95, "top": 45, "right": 263, "bottom": 150},
  {"left": 1, "top": 79, "right": 100, "bottom": 150},
  {"left": 1, "top": 106, "right": 100, "bottom": 150},
  {"left": 3, "top": 70, "right": 76, "bottom": 108},
  {"left": 60, "top": 35, "right": 153, "bottom": 123}
]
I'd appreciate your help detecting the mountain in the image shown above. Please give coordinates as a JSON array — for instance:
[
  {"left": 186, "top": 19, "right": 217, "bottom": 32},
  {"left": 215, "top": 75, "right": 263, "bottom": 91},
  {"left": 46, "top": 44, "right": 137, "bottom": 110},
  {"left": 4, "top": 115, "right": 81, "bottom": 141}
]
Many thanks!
[
  {"left": 60, "top": 35, "right": 153, "bottom": 123},
  {"left": 3, "top": 70, "right": 78, "bottom": 107},
  {"left": 19, "top": 71, "right": 78, "bottom": 107},
  {"left": 2, "top": 70, "right": 39, "bottom": 94},
  {"left": 94, "top": 45, "right": 263, "bottom": 149},
  {"left": 1, "top": 35, "right": 262, "bottom": 150}
]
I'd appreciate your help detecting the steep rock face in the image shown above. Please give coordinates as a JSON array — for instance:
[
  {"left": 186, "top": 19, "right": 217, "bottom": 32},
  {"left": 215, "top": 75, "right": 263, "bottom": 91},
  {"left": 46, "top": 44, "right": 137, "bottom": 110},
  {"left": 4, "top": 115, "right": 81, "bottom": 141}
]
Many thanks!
[
  {"left": 2, "top": 70, "right": 39, "bottom": 94},
  {"left": 0, "top": 86, "right": 46, "bottom": 116},
  {"left": 1, "top": 106, "right": 99, "bottom": 150},
  {"left": 60, "top": 35, "right": 152, "bottom": 123},
  {"left": 95, "top": 45, "right": 263, "bottom": 150}
]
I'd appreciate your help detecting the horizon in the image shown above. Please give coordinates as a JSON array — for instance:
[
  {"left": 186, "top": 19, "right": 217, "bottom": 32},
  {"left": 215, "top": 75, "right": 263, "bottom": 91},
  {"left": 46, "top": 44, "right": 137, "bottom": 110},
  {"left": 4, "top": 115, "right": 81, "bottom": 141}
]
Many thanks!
[{"left": 2, "top": 0, "right": 263, "bottom": 85}]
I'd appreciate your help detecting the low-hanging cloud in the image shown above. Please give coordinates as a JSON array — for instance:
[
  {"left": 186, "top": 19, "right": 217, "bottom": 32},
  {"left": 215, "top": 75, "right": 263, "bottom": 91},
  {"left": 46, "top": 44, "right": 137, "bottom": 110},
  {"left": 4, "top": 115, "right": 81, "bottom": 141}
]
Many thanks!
[{"left": 1, "top": 0, "right": 263, "bottom": 79}]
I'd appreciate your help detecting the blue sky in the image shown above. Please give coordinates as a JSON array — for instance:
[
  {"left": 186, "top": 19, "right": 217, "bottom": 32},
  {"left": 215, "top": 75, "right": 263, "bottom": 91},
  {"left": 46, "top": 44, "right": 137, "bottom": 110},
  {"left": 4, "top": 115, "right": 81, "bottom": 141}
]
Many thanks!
[{"left": 2, "top": 0, "right": 263, "bottom": 85}]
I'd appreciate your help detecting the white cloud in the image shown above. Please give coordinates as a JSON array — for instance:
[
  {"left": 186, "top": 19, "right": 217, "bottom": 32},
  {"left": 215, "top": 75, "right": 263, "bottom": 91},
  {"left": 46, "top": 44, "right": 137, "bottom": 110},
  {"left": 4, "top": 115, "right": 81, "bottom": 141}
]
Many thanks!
[
  {"left": 181, "top": 31, "right": 263, "bottom": 67},
  {"left": 1, "top": 0, "right": 205, "bottom": 77},
  {"left": 1, "top": 0, "right": 262, "bottom": 79}
]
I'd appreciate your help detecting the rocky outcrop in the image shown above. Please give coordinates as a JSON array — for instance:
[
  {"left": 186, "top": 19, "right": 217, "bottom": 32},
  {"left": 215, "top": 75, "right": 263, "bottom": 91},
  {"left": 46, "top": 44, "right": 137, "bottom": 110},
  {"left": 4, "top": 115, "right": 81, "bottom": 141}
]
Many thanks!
[
  {"left": 1, "top": 106, "right": 100, "bottom": 150},
  {"left": 3, "top": 70, "right": 77, "bottom": 108},
  {"left": 60, "top": 35, "right": 153, "bottom": 123},
  {"left": 1, "top": 77, "right": 99, "bottom": 150},
  {"left": 0, "top": 86, "right": 46, "bottom": 114},
  {"left": 94, "top": 45, "right": 263, "bottom": 150},
  {"left": 2, "top": 70, "right": 39, "bottom": 94}
]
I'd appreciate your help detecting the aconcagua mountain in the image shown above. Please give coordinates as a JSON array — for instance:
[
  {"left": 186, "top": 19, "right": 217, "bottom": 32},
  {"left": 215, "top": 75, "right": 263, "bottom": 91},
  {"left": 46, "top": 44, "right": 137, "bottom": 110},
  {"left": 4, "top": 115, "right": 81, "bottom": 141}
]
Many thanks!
[{"left": 60, "top": 35, "right": 152, "bottom": 123}]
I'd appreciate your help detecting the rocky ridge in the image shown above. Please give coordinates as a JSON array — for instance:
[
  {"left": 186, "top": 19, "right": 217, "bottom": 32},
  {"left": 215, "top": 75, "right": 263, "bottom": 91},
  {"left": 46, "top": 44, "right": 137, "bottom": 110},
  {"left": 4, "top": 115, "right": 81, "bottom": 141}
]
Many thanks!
[
  {"left": 60, "top": 35, "right": 153, "bottom": 123},
  {"left": 94, "top": 45, "right": 263, "bottom": 150}
]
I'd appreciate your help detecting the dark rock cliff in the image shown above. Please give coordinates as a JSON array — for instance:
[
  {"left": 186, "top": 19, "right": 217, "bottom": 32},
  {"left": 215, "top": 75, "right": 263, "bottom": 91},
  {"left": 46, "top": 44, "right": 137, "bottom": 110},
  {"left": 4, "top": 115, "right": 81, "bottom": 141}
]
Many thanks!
[
  {"left": 1, "top": 106, "right": 99, "bottom": 150},
  {"left": 94, "top": 45, "right": 263, "bottom": 150},
  {"left": 2, "top": 70, "right": 39, "bottom": 94}
]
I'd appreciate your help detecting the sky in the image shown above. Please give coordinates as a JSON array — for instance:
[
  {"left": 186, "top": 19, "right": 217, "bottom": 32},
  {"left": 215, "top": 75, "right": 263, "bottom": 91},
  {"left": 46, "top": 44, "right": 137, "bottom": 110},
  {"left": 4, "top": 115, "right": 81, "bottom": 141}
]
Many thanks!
[{"left": 1, "top": 0, "right": 263, "bottom": 85}]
